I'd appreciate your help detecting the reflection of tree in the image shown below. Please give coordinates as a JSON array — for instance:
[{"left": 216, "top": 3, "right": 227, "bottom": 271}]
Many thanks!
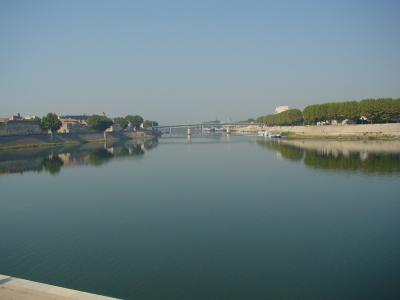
[
  {"left": 1, "top": 139, "right": 159, "bottom": 176},
  {"left": 256, "top": 140, "right": 304, "bottom": 161},
  {"left": 304, "top": 151, "right": 400, "bottom": 174},
  {"left": 257, "top": 140, "right": 400, "bottom": 174},
  {"left": 127, "top": 144, "right": 144, "bottom": 156},
  {"left": 143, "top": 139, "right": 158, "bottom": 150},
  {"left": 88, "top": 149, "right": 114, "bottom": 166},
  {"left": 116, "top": 147, "right": 130, "bottom": 156},
  {"left": 41, "top": 155, "right": 64, "bottom": 175}
]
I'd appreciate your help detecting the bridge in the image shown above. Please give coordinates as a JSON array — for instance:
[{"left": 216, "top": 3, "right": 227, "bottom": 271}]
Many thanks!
[
  {"left": 154, "top": 122, "right": 263, "bottom": 129},
  {"left": 153, "top": 122, "right": 264, "bottom": 136}
]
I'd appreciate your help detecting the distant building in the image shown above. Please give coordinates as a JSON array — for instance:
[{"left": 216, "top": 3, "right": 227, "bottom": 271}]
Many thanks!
[
  {"left": 275, "top": 106, "right": 289, "bottom": 114},
  {"left": 10, "top": 113, "right": 23, "bottom": 121},
  {"left": 58, "top": 116, "right": 89, "bottom": 133},
  {"left": 59, "top": 115, "right": 89, "bottom": 124},
  {"left": 24, "top": 115, "right": 39, "bottom": 120},
  {"left": 105, "top": 124, "right": 123, "bottom": 132}
]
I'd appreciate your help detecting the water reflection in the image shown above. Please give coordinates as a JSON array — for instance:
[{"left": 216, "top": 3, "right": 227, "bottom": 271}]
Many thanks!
[
  {"left": 0, "top": 139, "right": 158, "bottom": 176},
  {"left": 257, "top": 139, "right": 400, "bottom": 174}
]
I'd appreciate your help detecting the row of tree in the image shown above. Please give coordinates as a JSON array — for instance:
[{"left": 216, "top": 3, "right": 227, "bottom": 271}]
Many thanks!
[
  {"left": 256, "top": 109, "right": 303, "bottom": 126},
  {"left": 38, "top": 113, "right": 158, "bottom": 133},
  {"left": 256, "top": 98, "right": 400, "bottom": 126},
  {"left": 303, "top": 98, "right": 400, "bottom": 124},
  {"left": 114, "top": 115, "right": 158, "bottom": 129}
]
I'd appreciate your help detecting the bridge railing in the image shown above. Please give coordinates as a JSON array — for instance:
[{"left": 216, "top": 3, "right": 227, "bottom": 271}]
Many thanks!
[{"left": 154, "top": 123, "right": 264, "bottom": 129}]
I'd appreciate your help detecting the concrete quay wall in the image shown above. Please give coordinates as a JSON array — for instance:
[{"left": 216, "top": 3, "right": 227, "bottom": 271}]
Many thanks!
[
  {"left": 0, "top": 274, "right": 121, "bottom": 300},
  {"left": 266, "top": 123, "right": 400, "bottom": 137},
  {"left": 0, "top": 131, "right": 157, "bottom": 150}
]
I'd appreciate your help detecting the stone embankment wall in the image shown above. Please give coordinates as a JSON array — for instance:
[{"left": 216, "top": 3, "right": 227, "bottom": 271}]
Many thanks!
[
  {"left": 0, "top": 132, "right": 105, "bottom": 150},
  {"left": 0, "top": 120, "right": 44, "bottom": 136},
  {"left": 267, "top": 123, "right": 400, "bottom": 138},
  {"left": 0, "top": 131, "right": 157, "bottom": 150}
]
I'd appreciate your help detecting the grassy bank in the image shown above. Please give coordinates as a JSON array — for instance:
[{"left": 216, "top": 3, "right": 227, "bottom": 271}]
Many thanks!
[{"left": 0, "top": 141, "right": 81, "bottom": 151}]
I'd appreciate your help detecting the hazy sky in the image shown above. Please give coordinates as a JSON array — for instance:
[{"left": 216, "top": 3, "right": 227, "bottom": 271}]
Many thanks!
[{"left": 1, "top": 0, "right": 399, "bottom": 123}]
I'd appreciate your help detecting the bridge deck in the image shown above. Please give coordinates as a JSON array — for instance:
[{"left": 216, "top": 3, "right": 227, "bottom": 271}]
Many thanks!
[{"left": 155, "top": 123, "right": 263, "bottom": 129}]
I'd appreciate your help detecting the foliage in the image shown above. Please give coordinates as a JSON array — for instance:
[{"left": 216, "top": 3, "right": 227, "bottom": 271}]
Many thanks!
[
  {"left": 360, "top": 98, "right": 400, "bottom": 123},
  {"left": 114, "top": 117, "right": 129, "bottom": 129},
  {"left": 125, "top": 115, "right": 144, "bottom": 128},
  {"left": 41, "top": 113, "right": 62, "bottom": 133},
  {"left": 238, "top": 118, "right": 256, "bottom": 123},
  {"left": 257, "top": 109, "right": 303, "bottom": 126},
  {"left": 303, "top": 98, "right": 400, "bottom": 124},
  {"left": 142, "top": 120, "right": 159, "bottom": 128},
  {"left": 86, "top": 115, "right": 113, "bottom": 131},
  {"left": 303, "top": 101, "right": 360, "bottom": 124}
]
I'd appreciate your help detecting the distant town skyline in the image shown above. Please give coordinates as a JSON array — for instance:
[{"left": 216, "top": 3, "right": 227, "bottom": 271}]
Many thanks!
[{"left": 1, "top": 0, "right": 400, "bottom": 123}]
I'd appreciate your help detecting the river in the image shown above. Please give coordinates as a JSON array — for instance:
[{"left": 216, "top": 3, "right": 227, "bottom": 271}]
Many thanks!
[{"left": 0, "top": 135, "right": 399, "bottom": 299}]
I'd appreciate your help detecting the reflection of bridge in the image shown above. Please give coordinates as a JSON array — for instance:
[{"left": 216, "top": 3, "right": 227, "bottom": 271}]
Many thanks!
[{"left": 154, "top": 123, "right": 263, "bottom": 135}]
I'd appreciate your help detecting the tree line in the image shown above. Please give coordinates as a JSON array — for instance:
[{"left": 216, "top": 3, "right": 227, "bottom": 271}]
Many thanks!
[
  {"left": 37, "top": 113, "right": 158, "bottom": 133},
  {"left": 256, "top": 109, "right": 303, "bottom": 126},
  {"left": 303, "top": 98, "right": 400, "bottom": 124},
  {"left": 85, "top": 114, "right": 158, "bottom": 131},
  {"left": 257, "top": 98, "right": 400, "bottom": 126}
]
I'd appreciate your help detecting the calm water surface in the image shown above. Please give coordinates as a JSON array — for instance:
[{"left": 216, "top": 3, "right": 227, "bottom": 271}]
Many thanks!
[{"left": 1, "top": 136, "right": 399, "bottom": 300}]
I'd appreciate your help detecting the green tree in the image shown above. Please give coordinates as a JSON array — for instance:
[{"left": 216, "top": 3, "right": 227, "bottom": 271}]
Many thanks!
[
  {"left": 125, "top": 115, "right": 144, "bottom": 128},
  {"left": 360, "top": 98, "right": 400, "bottom": 123},
  {"left": 303, "top": 98, "right": 400, "bottom": 125},
  {"left": 258, "top": 109, "right": 303, "bottom": 126},
  {"left": 87, "top": 115, "right": 113, "bottom": 131},
  {"left": 32, "top": 116, "right": 42, "bottom": 123},
  {"left": 41, "top": 113, "right": 62, "bottom": 133},
  {"left": 143, "top": 120, "right": 158, "bottom": 128},
  {"left": 114, "top": 117, "right": 129, "bottom": 129}
]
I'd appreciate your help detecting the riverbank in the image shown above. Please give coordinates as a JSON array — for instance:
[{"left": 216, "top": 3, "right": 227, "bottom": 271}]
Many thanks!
[
  {"left": 238, "top": 123, "right": 400, "bottom": 139},
  {"left": 0, "top": 131, "right": 156, "bottom": 151}
]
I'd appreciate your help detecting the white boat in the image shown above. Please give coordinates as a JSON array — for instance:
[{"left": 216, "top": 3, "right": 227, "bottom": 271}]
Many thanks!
[
  {"left": 258, "top": 131, "right": 282, "bottom": 138},
  {"left": 258, "top": 131, "right": 267, "bottom": 137}
]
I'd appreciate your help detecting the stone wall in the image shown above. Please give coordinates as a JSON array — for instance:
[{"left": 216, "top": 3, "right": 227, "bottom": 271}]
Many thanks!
[
  {"left": 267, "top": 123, "right": 400, "bottom": 137},
  {"left": 0, "top": 120, "right": 44, "bottom": 136}
]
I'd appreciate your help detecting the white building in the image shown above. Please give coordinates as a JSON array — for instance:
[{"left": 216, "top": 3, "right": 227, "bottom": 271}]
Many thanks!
[
  {"left": 275, "top": 106, "right": 289, "bottom": 114},
  {"left": 24, "top": 115, "right": 39, "bottom": 120}
]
